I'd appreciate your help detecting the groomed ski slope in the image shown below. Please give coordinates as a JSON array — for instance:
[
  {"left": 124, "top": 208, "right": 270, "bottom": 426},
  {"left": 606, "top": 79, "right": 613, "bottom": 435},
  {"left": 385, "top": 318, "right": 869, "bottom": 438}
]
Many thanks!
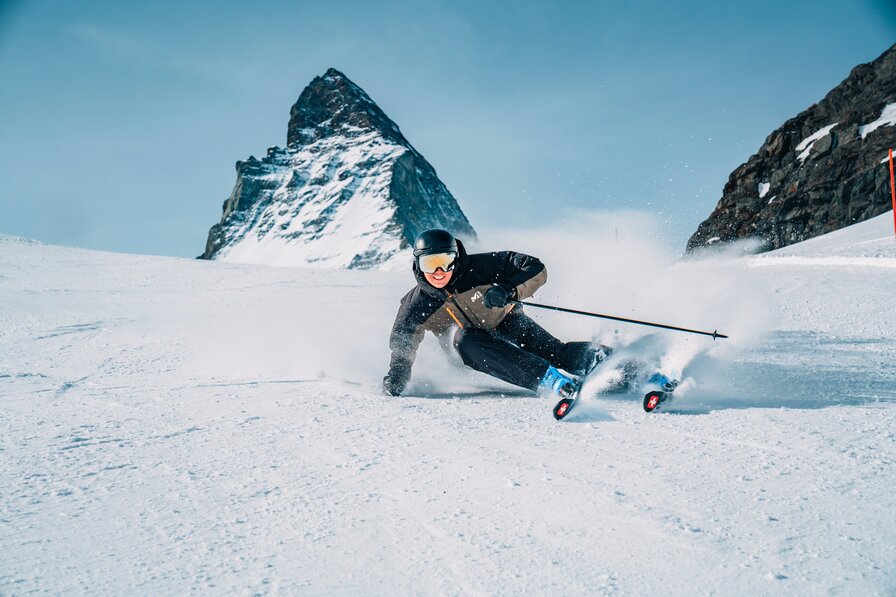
[{"left": 1, "top": 213, "right": 894, "bottom": 595}]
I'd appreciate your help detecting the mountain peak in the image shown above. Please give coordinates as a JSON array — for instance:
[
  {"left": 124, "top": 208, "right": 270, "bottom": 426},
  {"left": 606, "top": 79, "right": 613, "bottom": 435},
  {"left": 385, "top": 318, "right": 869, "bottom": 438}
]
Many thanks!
[
  {"left": 201, "top": 69, "right": 476, "bottom": 270},
  {"left": 323, "top": 67, "right": 347, "bottom": 78},
  {"left": 287, "top": 68, "right": 406, "bottom": 146}
]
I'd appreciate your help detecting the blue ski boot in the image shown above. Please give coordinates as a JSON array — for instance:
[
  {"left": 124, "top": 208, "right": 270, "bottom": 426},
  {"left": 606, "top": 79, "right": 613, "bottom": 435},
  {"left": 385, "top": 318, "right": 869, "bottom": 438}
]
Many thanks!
[{"left": 540, "top": 366, "right": 581, "bottom": 420}]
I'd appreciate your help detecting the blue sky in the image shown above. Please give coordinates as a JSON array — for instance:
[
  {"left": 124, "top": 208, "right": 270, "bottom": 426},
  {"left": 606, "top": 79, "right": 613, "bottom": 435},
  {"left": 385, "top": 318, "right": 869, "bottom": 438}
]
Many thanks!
[{"left": 1, "top": 0, "right": 894, "bottom": 256}]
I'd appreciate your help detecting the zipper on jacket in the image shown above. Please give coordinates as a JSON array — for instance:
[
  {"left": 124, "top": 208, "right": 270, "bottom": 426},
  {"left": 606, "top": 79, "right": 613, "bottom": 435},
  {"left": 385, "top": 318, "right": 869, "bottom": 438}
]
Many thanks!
[
  {"left": 444, "top": 306, "right": 463, "bottom": 328},
  {"left": 446, "top": 293, "right": 476, "bottom": 328}
]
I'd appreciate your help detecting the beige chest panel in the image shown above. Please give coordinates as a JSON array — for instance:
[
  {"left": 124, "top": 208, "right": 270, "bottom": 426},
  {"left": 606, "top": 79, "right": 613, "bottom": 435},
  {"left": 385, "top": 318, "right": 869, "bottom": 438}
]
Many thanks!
[{"left": 431, "top": 285, "right": 512, "bottom": 331}]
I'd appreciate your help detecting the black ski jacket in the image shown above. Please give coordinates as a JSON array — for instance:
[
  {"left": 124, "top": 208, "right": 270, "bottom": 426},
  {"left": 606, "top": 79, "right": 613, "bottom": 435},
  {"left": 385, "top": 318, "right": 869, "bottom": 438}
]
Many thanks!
[{"left": 384, "top": 239, "right": 547, "bottom": 395}]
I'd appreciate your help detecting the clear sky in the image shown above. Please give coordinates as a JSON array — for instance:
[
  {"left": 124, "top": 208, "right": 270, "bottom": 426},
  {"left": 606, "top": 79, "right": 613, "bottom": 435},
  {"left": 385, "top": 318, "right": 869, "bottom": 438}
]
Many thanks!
[{"left": 1, "top": 0, "right": 894, "bottom": 256}]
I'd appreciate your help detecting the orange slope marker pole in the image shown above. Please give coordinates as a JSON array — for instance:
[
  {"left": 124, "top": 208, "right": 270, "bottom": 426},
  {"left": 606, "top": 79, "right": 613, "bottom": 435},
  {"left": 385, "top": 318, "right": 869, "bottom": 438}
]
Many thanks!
[
  {"left": 890, "top": 148, "right": 896, "bottom": 234},
  {"left": 891, "top": 148, "right": 896, "bottom": 238}
]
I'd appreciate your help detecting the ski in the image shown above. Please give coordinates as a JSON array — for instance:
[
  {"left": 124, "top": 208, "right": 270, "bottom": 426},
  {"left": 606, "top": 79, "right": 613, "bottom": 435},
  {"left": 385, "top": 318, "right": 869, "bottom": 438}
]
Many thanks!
[
  {"left": 550, "top": 357, "right": 681, "bottom": 419},
  {"left": 642, "top": 372, "right": 679, "bottom": 413}
]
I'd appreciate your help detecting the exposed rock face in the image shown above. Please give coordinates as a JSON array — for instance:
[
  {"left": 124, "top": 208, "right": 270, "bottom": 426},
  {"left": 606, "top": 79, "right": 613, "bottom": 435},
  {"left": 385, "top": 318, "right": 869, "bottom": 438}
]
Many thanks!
[
  {"left": 201, "top": 68, "right": 476, "bottom": 269},
  {"left": 687, "top": 44, "right": 896, "bottom": 253}
]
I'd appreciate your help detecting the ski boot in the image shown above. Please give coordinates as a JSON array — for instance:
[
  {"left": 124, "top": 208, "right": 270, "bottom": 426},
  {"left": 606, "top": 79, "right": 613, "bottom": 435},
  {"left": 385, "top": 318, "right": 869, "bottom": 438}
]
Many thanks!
[
  {"left": 540, "top": 366, "right": 582, "bottom": 421},
  {"left": 642, "top": 372, "right": 679, "bottom": 413}
]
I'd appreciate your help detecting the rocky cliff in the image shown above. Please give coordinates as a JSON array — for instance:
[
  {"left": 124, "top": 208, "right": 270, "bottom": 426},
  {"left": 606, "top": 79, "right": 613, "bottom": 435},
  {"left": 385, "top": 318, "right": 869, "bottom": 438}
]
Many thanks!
[
  {"left": 687, "top": 44, "right": 896, "bottom": 253},
  {"left": 201, "top": 68, "right": 476, "bottom": 269}
]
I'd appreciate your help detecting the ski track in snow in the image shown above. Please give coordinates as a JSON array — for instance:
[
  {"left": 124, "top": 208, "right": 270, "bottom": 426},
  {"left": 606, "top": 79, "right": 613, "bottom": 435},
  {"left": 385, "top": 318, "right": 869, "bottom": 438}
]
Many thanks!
[{"left": 1, "top": 217, "right": 894, "bottom": 595}]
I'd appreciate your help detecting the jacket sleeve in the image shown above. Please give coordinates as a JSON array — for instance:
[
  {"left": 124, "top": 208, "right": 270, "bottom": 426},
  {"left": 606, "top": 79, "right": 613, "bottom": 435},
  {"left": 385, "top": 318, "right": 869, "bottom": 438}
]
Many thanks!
[
  {"left": 384, "top": 290, "right": 428, "bottom": 395},
  {"left": 496, "top": 251, "right": 547, "bottom": 301}
]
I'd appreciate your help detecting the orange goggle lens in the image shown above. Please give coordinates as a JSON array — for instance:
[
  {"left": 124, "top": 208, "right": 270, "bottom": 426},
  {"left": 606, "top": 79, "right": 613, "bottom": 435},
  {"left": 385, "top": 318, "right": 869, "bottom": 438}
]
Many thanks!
[{"left": 417, "top": 252, "right": 457, "bottom": 274}]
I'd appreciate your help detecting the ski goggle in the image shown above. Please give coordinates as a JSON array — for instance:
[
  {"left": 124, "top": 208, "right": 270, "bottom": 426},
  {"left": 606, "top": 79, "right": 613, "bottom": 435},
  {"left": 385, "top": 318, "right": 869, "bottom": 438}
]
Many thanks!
[{"left": 417, "top": 252, "right": 457, "bottom": 274}]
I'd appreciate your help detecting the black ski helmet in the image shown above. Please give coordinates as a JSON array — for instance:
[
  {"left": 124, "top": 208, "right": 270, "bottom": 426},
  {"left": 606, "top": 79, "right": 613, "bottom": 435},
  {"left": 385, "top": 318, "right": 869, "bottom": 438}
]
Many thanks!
[{"left": 413, "top": 229, "right": 457, "bottom": 257}]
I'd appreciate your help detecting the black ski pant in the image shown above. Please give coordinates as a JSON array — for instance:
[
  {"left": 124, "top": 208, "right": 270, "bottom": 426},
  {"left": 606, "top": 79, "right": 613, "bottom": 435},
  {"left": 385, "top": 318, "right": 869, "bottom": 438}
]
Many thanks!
[{"left": 452, "top": 309, "right": 601, "bottom": 392}]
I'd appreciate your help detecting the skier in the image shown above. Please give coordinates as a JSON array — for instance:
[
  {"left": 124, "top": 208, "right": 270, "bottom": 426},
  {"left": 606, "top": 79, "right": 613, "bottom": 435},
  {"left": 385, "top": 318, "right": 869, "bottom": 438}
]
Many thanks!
[{"left": 383, "top": 229, "right": 609, "bottom": 401}]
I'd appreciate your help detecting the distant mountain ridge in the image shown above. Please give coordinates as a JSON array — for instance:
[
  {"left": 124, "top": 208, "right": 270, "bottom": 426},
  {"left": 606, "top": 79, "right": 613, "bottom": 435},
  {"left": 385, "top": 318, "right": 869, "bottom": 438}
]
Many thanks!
[
  {"left": 200, "top": 68, "right": 476, "bottom": 269},
  {"left": 687, "top": 44, "right": 896, "bottom": 253}
]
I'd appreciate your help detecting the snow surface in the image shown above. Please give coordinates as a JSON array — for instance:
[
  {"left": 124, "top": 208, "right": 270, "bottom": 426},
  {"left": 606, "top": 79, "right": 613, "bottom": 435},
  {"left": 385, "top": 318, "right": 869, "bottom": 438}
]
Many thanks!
[
  {"left": 2, "top": 213, "right": 895, "bottom": 594},
  {"left": 795, "top": 123, "right": 838, "bottom": 163},
  {"left": 860, "top": 102, "right": 896, "bottom": 140},
  {"left": 758, "top": 181, "right": 770, "bottom": 199},
  {"left": 752, "top": 210, "right": 896, "bottom": 261}
]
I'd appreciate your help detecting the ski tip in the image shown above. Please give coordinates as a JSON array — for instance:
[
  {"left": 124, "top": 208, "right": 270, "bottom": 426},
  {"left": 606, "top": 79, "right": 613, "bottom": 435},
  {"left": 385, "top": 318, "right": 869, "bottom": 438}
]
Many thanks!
[
  {"left": 643, "top": 391, "right": 663, "bottom": 413},
  {"left": 552, "top": 397, "right": 575, "bottom": 421}
]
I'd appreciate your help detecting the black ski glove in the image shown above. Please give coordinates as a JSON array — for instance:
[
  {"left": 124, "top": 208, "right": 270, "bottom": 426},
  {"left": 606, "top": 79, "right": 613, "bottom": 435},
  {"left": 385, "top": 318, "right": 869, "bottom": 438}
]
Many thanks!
[
  {"left": 483, "top": 283, "right": 516, "bottom": 309},
  {"left": 383, "top": 364, "right": 411, "bottom": 396}
]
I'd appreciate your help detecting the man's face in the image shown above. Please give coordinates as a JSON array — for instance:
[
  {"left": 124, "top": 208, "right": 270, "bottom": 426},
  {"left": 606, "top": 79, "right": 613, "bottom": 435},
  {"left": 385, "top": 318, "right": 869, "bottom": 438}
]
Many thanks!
[
  {"left": 418, "top": 251, "right": 456, "bottom": 289},
  {"left": 423, "top": 267, "right": 453, "bottom": 289}
]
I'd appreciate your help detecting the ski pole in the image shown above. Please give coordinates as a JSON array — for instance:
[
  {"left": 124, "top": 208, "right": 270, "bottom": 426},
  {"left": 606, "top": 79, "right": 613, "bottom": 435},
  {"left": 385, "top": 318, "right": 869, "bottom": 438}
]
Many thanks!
[{"left": 510, "top": 300, "right": 729, "bottom": 339}]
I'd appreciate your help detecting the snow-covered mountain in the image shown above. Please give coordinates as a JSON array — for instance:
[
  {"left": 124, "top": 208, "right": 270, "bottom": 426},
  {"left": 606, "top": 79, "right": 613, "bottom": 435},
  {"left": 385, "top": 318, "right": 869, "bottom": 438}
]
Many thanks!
[
  {"left": 2, "top": 213, "right": 894, "bottom": 593},
  {"left": 200, "top": 68, "right": 476, "bottom": 269}
]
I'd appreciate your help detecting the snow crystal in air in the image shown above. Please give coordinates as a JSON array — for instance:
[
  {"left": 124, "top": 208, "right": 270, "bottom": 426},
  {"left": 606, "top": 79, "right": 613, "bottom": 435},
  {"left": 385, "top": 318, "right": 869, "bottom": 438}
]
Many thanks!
[
  {"left": 795, "top": 123, "right": 838, "bottom": 163},
  {"left": 859, "top": 102, "right": 896, "bottom": 140}
]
